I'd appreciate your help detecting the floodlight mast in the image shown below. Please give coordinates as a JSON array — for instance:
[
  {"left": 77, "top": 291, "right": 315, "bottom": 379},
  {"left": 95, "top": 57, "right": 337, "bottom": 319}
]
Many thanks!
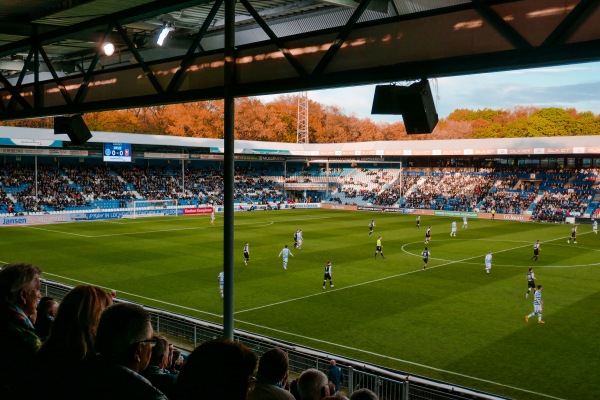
[{"left": 297, "top": 92, "right": 309, "bottom": 144}]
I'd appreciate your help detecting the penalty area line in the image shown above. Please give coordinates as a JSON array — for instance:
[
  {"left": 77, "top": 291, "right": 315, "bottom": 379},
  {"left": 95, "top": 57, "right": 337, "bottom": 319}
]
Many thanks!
[{"left": 233, "top": 318, "right": 565, "bottom": 400}]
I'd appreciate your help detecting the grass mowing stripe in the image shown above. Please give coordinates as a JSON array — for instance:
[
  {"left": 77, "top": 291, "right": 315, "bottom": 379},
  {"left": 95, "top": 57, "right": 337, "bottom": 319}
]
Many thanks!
[
  {"left": 42, "top": 272, "right": 222, "bottom": 319},
  {"left": 232, "top": 317, "right": 566, "bottom": 400},
  {"left": 236, "top": 236, "right": 566, "bottom": 314}
]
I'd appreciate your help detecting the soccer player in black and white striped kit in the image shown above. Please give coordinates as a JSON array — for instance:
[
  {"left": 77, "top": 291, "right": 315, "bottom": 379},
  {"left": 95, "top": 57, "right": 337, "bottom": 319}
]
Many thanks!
[
  {"left": 421, "top": 247, "right": 430, "bottom": 270},
  {"left": 531, "top": 240, "right": 540, "bottom": 261},
  {"left": 243, "top": 243, "right": 250, "bottom": 266},
  {"left": 526, "top": 267, "right": 536, "bottom": 298},
  {"left": 323, "top": 261, "right": 334, "bottom": 289}
]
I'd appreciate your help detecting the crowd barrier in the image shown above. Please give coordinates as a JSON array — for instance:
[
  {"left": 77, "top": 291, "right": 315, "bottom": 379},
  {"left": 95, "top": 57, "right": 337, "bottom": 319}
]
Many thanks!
[{"left": 40, "top": 280, "right": 508, "bottom": 400}]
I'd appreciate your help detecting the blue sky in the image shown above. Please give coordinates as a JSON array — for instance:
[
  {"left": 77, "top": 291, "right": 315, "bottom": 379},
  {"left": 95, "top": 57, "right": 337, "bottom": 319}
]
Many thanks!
[{"left": 277, "top": 61, "right": 600, "bottom": 123}]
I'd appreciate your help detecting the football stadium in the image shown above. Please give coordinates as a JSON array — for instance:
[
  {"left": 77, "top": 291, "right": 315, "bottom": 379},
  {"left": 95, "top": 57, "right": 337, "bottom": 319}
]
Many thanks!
[
  {"left": 1, "top": 127, "right": 599, "bottom": 400},
  {"left": 1, "top": 2, "right": 600, "bottom": 400}
]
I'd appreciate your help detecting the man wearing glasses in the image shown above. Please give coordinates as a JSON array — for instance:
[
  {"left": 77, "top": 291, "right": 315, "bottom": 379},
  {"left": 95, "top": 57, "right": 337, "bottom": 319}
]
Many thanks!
[
  {"left": 0, "top": 263, "right": 43, "bottom": 396},
  {"left": 79, "top": 303, "right": 168, "bottom": 399}
]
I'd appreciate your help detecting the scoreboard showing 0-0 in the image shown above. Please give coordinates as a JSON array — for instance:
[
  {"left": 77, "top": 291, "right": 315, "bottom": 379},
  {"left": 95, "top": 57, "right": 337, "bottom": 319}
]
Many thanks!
[{"left": 103, "top": 143, "right": 132, "bottom": 162}]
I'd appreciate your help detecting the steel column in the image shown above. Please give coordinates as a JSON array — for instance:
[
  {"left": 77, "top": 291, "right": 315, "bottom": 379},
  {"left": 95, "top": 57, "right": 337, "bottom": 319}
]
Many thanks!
[{"left": 222, "top": 0, "right": 236, "bottom": 340}]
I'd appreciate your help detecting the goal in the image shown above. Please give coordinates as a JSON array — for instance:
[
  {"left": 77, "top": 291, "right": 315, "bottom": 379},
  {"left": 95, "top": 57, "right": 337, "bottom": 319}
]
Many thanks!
[{"left": 128, "top": 199, "right": 179, "bottom": 219}]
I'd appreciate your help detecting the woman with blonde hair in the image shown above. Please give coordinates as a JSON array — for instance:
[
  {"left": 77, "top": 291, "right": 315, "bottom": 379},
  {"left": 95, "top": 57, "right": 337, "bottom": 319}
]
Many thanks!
[
  {"left": 26, "top": 285, "right": 114, "bottom": 399},
  {"left": 39, "top": 285, "right": 113, "bottom": 361}
]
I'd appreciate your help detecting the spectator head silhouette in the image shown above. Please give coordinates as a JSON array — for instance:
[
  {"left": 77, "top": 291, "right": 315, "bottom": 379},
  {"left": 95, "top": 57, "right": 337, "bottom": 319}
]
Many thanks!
[
  {"left": 297, "top": 368, "right": 330, "bottom": 400},
  {"left": 177, "top": 338, "right": 257, "bottom": 400},
  {"left": 94, "top": 303, "right": 154, "bottom": 373},
  {"left": 40, "top": 285, "right": 113, "bottom": 361},
  {"left": 256, "top": 347, "right": 290, "bottom": 385}
]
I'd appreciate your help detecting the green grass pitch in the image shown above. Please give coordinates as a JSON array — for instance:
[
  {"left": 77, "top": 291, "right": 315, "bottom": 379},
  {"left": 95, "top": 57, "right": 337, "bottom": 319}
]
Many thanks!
[{"left": 1, "top": 209, "right": 599, "bottom": 399}]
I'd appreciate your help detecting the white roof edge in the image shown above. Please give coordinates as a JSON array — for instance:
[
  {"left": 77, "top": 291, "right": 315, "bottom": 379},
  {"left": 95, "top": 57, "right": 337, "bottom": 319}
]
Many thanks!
[{"left": 0, "top": 126, "right": 599, "bottom": 154}]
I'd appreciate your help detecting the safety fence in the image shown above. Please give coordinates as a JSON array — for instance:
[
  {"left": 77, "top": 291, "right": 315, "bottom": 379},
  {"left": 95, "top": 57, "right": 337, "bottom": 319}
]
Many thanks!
[{"left": 41, "top": 280, "right": 509, "bottom": 400}]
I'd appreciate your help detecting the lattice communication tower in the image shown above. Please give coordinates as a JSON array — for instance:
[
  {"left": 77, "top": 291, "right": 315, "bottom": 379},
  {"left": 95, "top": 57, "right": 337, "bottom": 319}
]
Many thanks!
[{"left": 297, "top": 92, "right": 309, "bottom": 144}]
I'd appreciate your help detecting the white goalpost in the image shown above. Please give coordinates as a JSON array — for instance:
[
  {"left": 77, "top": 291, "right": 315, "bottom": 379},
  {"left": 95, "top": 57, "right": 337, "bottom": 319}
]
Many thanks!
[{"left": 127, "top": 199, "right": 179, "bottom": 219}]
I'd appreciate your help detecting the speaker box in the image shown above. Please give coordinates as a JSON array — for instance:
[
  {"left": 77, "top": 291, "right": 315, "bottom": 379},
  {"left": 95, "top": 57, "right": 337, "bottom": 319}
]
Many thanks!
[
  {"left": 54, "top": 115, "right": 92, "bottom": 145},
  {"left": 371, "top": 80, "right": 438, "bottom": 134},
  {"left": 371, "top": 85, "right": 404, "bottom": 115}
]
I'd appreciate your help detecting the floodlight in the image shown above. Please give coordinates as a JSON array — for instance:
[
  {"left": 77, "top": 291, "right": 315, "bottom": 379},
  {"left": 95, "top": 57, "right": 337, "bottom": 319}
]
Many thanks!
[
  {"left": 102, "top": 42, "right": 115, "bottom": 56},
  {"left": 157, "top": 23, "right": 174, "bottom": 46}
]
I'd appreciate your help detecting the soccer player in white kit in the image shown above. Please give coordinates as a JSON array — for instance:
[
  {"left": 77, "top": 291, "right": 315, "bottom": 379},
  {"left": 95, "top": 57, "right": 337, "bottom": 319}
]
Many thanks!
[
  {"left": 593, "top": 219, "right": 598, "bottom": 234},
  {"left": 450, "top": 220, "right": 457, "bottom": 237},
  {"left": 218, "top": 271, "right": 224, "bottom": 298},
  {"left": 484, "top": 252, "right": 492, "bottom": 274},
  {"left": 525, "top": 285, "right": 545, "bottom": 324},
  {"left": 278, "top": 245, "right": 294, "bottom": 269},
  {"left": 462, "top": 216, "right": 468, "bottom": 229}
]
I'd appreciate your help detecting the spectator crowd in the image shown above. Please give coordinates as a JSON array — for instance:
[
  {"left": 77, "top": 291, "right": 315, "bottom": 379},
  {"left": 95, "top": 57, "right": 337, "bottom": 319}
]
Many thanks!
[
  {"left": 1, "top": 163, "right": 599, "bottom": 220},
  {"left": 0, "top": 262, "right": 380, "bottom": 400}
]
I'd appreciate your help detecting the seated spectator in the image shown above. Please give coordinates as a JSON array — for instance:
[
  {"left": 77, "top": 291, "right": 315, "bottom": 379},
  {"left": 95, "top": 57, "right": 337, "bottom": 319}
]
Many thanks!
[
  {"left": 349, "top": 388, "right": 378, "bottom": 400},
  {"left": 39, "top": 285, "right": 113, "bottom": 362},
  {"left": 34, "top": 296, "right": 58, "bottom": 341},
  {"left": 27, "top": 285, "right": 113, "bottom": 399},
  {"left": 78, "top": 303, "right": 168, "bottom": 400},
  {"left": 297, "top": 368, "right": 331, "bottom": 400},
  {"left": 141, "top": 336, "right": 177, "bottom": 399},
  {"left": 249, "top": 347, "right": 295, "bottom": 400},
  {"left": 0, "top": 263, "right": 42, "bottom": 397},
  {"left": 167, "top": 348, "right": 184, "bottom": 374},
  {"left": 177, "top": 338, "right": 257, "bottom": 400}
]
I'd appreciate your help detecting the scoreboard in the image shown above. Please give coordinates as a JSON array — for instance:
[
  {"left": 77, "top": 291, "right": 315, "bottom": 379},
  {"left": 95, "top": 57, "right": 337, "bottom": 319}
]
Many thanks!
[{"left": 103, "top": 143, "right": 132, "bottom": 162}]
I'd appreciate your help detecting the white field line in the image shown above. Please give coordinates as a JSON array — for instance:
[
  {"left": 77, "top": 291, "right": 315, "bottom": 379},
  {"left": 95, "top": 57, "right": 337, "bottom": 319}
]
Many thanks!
[
  {"left": 232, "top": 318, "right": 565, "bottom": 400},
  {"left": 40, "top": 272, "right": 222, "bottom": 319},
  {"left": 19, "top": 215, "right": 331, "bottom": 238},
  {"left": 22, "top": 226, "right": 94, "bottom": 237}
]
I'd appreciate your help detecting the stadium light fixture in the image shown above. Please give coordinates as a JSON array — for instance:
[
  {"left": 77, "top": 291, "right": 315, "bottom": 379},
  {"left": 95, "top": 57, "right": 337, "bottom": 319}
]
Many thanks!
[
  {"left": 157, "top": 23, "right": 174, "bottom": 46},
  {"left": 102, "top": 42, "right": 115, "bottom": 56},
  {"left": 133, "top": 32, "right": 147, "bottom": 49}
]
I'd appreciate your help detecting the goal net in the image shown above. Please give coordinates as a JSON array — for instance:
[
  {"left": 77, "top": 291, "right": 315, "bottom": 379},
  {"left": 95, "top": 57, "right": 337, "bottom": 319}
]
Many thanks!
[{"left": 127, "top": 199, "right": 179, "bottom": 219}]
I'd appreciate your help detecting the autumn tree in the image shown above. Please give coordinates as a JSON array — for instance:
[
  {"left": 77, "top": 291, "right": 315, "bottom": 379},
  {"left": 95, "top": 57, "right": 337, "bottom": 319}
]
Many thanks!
[{"left": 163, "top": 101, "right": 224, "bottom": 138}]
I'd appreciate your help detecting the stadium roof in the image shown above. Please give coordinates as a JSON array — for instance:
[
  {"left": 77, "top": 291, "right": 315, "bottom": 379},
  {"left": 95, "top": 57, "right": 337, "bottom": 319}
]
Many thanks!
[
  {"left": 1, "top": 0, "right": 600, "bottom": 121},
  {"left": 1, "top": 126, "right": 599, "bottom": 157}
]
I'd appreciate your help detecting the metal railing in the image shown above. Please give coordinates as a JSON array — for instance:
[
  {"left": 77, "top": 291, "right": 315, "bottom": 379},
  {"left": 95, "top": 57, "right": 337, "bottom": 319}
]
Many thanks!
[{"left": 41, "top": 280, "right": 509, "bottom": 400}]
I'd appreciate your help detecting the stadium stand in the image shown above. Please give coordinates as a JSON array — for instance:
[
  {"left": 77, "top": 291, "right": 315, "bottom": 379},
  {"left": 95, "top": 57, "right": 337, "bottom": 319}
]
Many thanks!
[{"left": 1, "top": 162, "right": 599, "bottom": 220}]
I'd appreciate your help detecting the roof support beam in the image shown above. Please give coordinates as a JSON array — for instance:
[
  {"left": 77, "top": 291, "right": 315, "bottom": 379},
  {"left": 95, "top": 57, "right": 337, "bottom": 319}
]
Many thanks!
[
  {"left": 167, "top": 0, "right": 225, "bottom": 94},
  {"left": 0, "top": 73, "right": 32, "bottom": 112},
  {"left": 74, "top": 25, "right": 113, "bottom": 105},
  {"left": 239, "top": 0, "right": 308, "bottom": 77},
  {"left": 38, "top": 44, "right": 73, "bottom": 105},
  {"left": 542, "top": 0, "right": 600, "bottom": 47},
  {"left": 33, "top": 44, "right": 41, "bottom": 110},
  {"left": 0, "top": 0, "right": 215, "bottom": 58},
  {"left": 7, "top": 46, "right": 35, "bottom": 112},
  {"left": 115, "top": 23, "right": 164, "bottom": 95},
  {"left": 471, "top": 0, "right": 532, "bottom": 49},
  {"left": 312, "top": 0, "right": 372, "bottom": 76}
]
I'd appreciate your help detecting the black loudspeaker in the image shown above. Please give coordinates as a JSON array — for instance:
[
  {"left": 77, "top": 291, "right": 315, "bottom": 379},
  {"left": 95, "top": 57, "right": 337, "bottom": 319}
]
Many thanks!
[
  {"left": 371, "top": 80, "right": 439, "bottom": 134},
  {"left": 54, "top": 115, "right": 92, "bottom": 145}
]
